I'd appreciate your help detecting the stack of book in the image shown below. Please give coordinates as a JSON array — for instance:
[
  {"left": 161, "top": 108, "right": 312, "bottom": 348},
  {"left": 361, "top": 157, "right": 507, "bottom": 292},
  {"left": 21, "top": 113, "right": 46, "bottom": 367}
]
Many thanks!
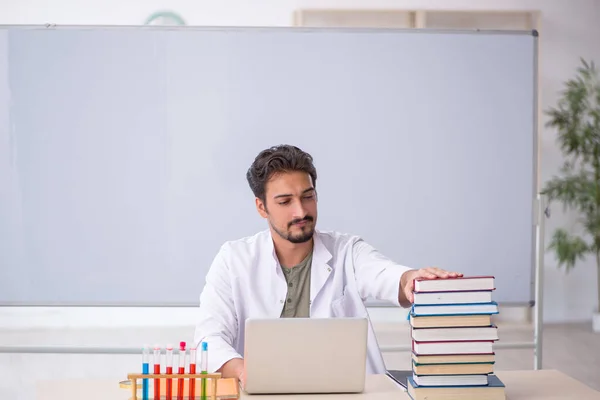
[{"left": 406, "top": 276, "right": 506, "bottom": 400}]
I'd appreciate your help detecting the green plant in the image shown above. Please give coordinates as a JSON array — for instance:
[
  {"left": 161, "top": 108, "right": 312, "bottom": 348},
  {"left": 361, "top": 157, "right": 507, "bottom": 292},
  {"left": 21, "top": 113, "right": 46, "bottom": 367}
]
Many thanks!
[{"left": 541, "top": 58, "right": 600, "bottom": 312}]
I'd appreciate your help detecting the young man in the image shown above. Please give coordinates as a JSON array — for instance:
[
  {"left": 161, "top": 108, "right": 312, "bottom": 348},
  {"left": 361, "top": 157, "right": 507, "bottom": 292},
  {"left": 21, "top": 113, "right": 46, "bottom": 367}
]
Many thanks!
[{"left": 194, "top": 145, "right": 462, "bottom": 385}]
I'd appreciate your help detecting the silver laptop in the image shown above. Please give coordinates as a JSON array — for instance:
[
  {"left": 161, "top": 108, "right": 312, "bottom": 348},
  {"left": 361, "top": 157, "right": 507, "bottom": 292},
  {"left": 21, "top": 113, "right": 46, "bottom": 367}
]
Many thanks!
[{"left": 242, "top": 317, "right": 368, "bottom": 394}]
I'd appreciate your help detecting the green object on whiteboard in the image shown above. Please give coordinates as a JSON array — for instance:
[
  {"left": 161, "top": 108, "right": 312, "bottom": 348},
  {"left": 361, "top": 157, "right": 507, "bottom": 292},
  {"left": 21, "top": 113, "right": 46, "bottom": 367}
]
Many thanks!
[{"left": 144, "top": 11, "right": 186, "bottom": 26}]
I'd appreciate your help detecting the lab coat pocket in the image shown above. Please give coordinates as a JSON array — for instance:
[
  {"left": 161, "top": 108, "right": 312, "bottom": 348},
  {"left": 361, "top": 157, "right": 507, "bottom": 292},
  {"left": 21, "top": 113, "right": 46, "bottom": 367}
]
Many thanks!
[
  {"left": 331, "top": 294, "right": 346, "bottom": 317},
  {"left": 331, "top": 288, "right": 368, "bottom": 318}
]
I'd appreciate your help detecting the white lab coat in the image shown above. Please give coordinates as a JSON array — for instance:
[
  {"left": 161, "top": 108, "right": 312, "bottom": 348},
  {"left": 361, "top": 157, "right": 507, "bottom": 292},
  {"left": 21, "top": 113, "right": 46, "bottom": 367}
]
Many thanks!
[{"left": 193, "top": 229, "right": 412, "bottom": 375}]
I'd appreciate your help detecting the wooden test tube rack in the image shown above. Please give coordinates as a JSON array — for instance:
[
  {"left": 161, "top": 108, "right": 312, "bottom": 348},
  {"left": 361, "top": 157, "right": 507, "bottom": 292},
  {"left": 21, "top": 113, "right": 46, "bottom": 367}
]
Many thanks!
[{"left": 124, "top": 372, "right": 226, "bottom": 400}]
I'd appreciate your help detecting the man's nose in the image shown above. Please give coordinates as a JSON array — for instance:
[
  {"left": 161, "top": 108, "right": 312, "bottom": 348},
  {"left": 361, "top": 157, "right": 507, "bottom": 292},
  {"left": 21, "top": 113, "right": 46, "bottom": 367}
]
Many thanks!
[{"left": 291, "top": 199, "right": 307, "bottom": 219}]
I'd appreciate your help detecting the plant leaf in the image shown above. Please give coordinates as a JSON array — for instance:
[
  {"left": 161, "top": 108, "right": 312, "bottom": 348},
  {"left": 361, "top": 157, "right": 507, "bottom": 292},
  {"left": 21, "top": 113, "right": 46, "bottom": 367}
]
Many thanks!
[
  {"left": 582, "top": 215, "right": 600, "bottom": 253},
  {"left": 540, "top": 169, "right": 596, "bottom": 214},
  {"left": 547, "top": 229, "right": 591, "bottom": 271}
]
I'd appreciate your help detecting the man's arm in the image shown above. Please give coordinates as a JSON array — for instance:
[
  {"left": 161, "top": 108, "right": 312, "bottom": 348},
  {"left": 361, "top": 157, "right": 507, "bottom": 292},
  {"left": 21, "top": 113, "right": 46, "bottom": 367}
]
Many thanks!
[
  {"left": 352, "top": 238, "right": 414, "bottom": 307},
  {"left": 194, "top": 245, "right": 244, "bottom": 377},
  {"left": 353, "top": 238, "right": 462, "bottom": 307}
]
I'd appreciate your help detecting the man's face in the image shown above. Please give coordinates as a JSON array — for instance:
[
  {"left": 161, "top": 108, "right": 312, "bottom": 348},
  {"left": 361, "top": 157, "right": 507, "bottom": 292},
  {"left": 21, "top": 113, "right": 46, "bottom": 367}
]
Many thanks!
[{"left": 256, "top": 171, "right": 318, "bottom": 244}]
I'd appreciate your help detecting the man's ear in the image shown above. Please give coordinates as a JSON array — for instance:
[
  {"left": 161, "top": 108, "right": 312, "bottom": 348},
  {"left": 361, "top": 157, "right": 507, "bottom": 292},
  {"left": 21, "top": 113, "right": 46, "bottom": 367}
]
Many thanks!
[{"left": 255, "top": 197, "right": 268, "bottom": 219}]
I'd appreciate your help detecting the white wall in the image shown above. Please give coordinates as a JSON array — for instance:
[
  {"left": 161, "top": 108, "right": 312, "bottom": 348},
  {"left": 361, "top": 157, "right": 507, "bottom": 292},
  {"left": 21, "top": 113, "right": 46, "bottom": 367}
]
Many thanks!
[{"left": 0, "top": 0, "right": 599, "bottom": 323}]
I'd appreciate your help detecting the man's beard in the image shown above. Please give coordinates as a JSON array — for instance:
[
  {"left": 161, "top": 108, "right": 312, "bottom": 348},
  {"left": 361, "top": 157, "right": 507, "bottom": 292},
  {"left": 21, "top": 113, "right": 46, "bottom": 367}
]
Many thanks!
[{"left": 271, "top": 216, "right": 315, "bottom": 243}]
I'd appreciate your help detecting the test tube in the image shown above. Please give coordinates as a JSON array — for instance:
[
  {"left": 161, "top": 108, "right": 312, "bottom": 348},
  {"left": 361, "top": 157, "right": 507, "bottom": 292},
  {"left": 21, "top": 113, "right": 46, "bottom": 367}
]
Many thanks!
[
  {"left": 166, "top": 343, "right": 174, "bottom": 400},
  {"left": 153, "top": 344, "right": 161, "bottom": 400},
  {"left": 201, "top": 342, "right": 208, "bottom": 400},
  {"left": 177, "top": 341, "right": 186, "bottom": 400},
  {"left": 142, "top": 344, "right": 150, "bottom": 400},
  {"left": 189, "top": 347, "right": 197, "bottom": 400}
]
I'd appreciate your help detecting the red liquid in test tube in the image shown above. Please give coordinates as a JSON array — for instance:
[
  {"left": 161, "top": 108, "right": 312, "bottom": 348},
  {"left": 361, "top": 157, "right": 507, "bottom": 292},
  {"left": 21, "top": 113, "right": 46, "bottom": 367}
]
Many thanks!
[
  {"left": 166, "top": 344, "right": 174, "bottom": 400},
  {"left": 189, "top": 347, "right": 197, "bottom": 400},
  {"left": 153, "top": 345, "right": 161, "bottom": 400},
  {"left": 177, "top": 341, "right": 186, "bottom": 400}
]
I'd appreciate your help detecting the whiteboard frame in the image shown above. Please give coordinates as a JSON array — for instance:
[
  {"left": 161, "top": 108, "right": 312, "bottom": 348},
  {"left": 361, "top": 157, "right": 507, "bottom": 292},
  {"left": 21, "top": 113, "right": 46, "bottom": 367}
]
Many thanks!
[
  {"left": 1, "top": 23, "right": 536, "bottom": 35},
  {"left": 0, "top": 24, "right": 543, "bottom": 369}
]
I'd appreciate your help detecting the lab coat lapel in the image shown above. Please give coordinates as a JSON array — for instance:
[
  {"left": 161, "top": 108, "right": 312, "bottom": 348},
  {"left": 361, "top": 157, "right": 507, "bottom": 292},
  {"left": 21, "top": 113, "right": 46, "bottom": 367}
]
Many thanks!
[
  {"left": 265, "top": 232, "right": 290, "bottom": 317},
  {"left": 310, "top": 231, "right": 333, "bottom": 304}
]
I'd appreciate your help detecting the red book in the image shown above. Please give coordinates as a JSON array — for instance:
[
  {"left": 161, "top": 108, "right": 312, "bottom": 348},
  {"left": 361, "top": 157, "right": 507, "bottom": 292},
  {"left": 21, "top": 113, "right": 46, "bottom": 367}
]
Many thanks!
[{"left": 413, "top": 276, "right": 495, "bottom": 293}]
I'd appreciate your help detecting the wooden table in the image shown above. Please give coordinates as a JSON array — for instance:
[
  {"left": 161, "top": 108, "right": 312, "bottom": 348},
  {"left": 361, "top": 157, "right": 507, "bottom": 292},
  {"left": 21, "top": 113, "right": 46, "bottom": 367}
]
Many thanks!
[{"left": 36, "top": 370, "right": 600, "bottom": 400}]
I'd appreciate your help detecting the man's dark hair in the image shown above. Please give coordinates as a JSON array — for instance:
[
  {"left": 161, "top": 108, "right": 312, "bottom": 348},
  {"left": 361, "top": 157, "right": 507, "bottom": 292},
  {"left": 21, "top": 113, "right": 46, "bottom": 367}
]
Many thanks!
[{"left": 246, "top": 144, "right": 317, "bottom": 202}]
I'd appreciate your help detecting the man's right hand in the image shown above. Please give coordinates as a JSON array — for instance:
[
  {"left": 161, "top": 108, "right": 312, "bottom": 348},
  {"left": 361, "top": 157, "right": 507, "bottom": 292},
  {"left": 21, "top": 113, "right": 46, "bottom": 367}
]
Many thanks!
[{"left": 218, "top": 357, "right": 245, "bottom": 387}]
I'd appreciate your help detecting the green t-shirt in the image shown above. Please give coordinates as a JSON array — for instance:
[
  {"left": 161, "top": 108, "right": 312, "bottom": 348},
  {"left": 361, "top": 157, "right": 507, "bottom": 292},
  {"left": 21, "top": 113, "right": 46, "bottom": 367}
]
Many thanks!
[{"left": 280, "top": 251, "right": 312, "bottom": 318}]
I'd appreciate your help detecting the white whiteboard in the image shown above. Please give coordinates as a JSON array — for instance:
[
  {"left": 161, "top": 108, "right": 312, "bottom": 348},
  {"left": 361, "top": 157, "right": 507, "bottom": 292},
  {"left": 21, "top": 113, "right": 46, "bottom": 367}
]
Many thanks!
[{"left": 0, "top": 26, "right": 538, "bottom": 305}]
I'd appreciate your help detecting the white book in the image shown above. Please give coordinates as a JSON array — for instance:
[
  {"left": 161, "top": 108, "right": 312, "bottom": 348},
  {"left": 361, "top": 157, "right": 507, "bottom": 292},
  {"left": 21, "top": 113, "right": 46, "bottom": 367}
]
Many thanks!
[
  {"left": 413, "top": 290, "right": 493, "bottom": 305},
  {"left": 412, "top": 325, "right": 498, "bottom": 342},
  {"left": 413, "top": 373, "right": 489, "bottom": 387},
  {"left": 413, "top": 340, "right": 494, "bottom": 355},
  {"left": 411, "top": 302, "right": 499, "bottom": 316}
]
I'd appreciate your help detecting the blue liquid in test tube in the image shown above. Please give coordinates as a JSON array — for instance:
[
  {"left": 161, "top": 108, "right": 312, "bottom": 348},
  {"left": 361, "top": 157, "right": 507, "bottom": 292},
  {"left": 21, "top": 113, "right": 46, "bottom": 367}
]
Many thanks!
[{"left": 142, "top": 344, "right": 150, "bottom": 400}]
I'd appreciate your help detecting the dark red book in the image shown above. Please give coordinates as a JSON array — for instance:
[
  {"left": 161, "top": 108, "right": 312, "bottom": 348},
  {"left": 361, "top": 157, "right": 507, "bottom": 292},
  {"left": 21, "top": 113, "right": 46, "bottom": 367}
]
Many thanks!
[{"left": 413, "top": 276, "right": 495, "bottom": 293}]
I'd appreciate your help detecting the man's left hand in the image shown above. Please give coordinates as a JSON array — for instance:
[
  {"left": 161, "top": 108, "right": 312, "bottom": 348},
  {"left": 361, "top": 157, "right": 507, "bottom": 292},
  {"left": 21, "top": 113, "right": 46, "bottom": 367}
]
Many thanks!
[{"left": 399, "top": 267, "right": 463, "bottom": 308}]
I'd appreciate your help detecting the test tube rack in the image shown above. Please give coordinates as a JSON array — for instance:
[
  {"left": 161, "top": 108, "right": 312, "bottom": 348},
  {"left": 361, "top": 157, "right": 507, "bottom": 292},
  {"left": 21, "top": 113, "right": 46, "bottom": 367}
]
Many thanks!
[{"left": 120, "top": 372, "right": 238, "bottom": 400}]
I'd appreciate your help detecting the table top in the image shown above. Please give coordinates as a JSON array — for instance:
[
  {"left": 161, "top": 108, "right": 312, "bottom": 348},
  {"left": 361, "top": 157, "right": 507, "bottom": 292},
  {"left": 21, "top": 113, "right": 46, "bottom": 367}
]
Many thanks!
[
  {"left": 36, "top": 369, "right": 600, "bottom": 400},
  {"left": 239, "top": 374, "right": 401, "bottom": 399}
]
